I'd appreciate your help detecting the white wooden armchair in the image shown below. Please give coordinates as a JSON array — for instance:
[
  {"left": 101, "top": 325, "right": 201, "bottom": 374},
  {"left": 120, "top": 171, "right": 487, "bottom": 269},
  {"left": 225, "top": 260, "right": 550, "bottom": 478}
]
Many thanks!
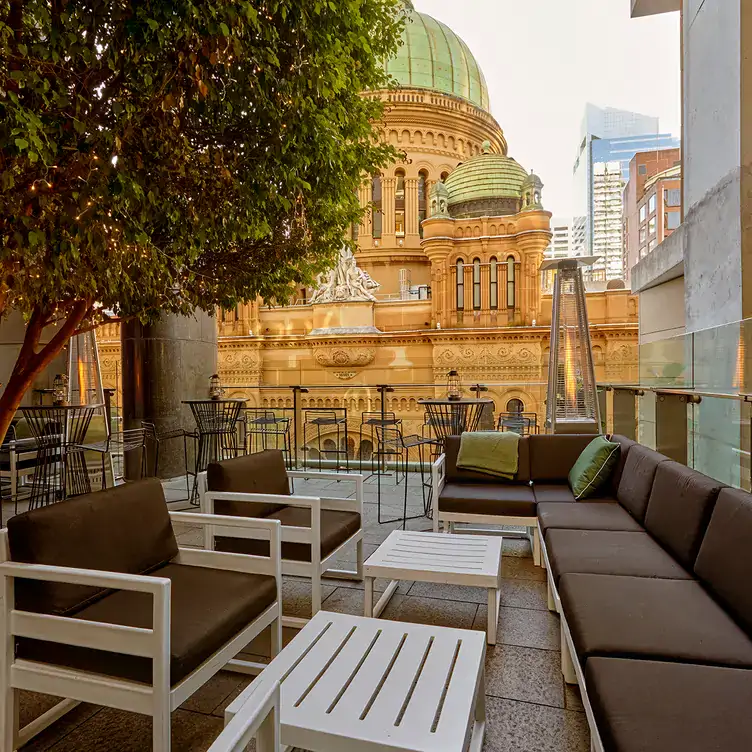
[
  {"left": 201, "top": 449, "right": 364, "bottom": 628},
  {"left": 0, "top": 478, "right": 282, "bottom": 752},
  {"left": 208, "top": 679, "right": 280, "bottom": 752}
]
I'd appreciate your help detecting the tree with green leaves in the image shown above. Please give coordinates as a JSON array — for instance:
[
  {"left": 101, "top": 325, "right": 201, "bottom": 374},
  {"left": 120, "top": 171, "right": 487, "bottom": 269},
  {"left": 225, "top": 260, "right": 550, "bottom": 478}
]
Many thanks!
[{"left": 0, "top": 0, "right": 404, "bottom": 443}]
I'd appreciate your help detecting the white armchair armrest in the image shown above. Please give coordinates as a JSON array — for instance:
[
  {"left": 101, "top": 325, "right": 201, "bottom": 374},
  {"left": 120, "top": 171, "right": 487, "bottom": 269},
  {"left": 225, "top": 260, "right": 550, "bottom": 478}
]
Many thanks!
[{"left": 209, "top": 679, "right": 280, "bottom": 752}]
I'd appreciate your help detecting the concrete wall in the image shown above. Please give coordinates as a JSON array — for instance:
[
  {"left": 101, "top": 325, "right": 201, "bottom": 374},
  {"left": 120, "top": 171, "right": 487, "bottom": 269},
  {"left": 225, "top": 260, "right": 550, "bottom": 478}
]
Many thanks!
[
  {"left": 0, "top": 311, "right": 68, "bottom": 405},
  {"left": 639, "top": 277, "right": 686, "bottom": 343},
  {"left": 683, "top": 0, "right": 747, "bottom": 331}
]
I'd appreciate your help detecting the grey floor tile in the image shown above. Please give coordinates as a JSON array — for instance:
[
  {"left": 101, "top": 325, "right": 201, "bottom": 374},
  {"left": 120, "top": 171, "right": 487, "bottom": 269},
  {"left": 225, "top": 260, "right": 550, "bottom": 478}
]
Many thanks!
[
  {"left": 485, "top": 645, "right": 565, "bottom": 708},
  {"left": 19, "top": 699, "right": 100, "bottom": 752},
  {"left": 564, "top": 683, "right": 585, "bottom": 713},
  {"left": 499, "top": 578, "right": 549, "bottom": 611},
  {"left": 407, "top": 580, "right": 490, "bottom": 604},
  {"left": 43, "top": 708, "right": 222, "bottom": 752},
  {"left": 282, "top": 578, "right": 336, "bottom": 618},
  {"left": 179, "top": 671, "right": 250, "bottom": 715},
  {"left": 482, "top": 696, "right": 590, "bottom": 752},
  {"left": 501, "top": 556, "right": 546, "bottom": 582},
  {"left": 381, "top": 593, "right": 479, "bottom": 630},
  {"left": 475, "top": 605, "right": 560, "bottom": 650},
  {"left": 503, "top": 537, "right": 533, "bottom": 558}
]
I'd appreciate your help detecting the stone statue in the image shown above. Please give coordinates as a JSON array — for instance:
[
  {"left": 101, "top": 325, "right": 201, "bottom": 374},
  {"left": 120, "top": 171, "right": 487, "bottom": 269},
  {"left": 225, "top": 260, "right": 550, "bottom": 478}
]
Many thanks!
[{"left": 310, "top": 246, "right": 380, "bottom": 304}]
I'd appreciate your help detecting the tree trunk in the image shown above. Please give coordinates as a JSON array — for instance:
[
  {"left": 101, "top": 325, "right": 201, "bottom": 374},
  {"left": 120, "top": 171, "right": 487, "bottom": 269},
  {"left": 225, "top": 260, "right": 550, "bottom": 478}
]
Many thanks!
[{"left": 0, "top": 301, "right": 92, "bottom": 445}]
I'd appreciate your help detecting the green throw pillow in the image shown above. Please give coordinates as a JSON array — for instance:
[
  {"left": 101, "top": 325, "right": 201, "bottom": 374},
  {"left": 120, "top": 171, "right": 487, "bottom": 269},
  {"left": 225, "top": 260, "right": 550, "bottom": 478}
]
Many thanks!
[{"left": 568, "top": 436, "right": 621, "bottom": 500}]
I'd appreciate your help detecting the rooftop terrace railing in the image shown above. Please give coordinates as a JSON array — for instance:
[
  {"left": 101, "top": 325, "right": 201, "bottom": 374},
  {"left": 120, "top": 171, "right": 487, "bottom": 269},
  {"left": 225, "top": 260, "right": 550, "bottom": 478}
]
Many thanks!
[{"left": 597, "top": 317, "right": 752, "bottom": 492}]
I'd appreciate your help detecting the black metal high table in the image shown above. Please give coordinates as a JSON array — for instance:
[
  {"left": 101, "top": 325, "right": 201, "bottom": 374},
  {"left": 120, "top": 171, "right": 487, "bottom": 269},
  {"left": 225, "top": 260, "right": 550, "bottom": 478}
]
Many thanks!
[
  {"left": 418, "top": 398, "right": 494, "bottom": 441},
  {"left": 183, "top": 398, "right": 246, "bottom": 504},
  {"left": 19, "top": 404, "right": 100, "bottom": 508}
]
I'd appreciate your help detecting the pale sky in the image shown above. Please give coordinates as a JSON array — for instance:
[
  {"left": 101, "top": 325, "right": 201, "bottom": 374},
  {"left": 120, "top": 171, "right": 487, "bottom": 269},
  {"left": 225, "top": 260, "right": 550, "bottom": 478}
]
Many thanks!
[{"left": 412, "top": 0, "right": 681, "bottom": 218}]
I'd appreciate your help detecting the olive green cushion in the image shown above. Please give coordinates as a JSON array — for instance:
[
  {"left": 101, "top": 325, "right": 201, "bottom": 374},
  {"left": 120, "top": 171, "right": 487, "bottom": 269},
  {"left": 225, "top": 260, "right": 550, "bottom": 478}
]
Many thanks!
[{"left": 568, "top": 437, "right": 620, "bottom": 500}]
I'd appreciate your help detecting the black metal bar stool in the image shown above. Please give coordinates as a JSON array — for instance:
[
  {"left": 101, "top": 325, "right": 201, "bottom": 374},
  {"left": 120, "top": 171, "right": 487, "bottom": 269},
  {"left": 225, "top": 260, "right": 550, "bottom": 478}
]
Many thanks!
[
  {"left": 358, "top": 411, "right": 401, "bottom": 476},
  {"left": 141, "top": 421, "right": 195, "bottom": 502},
  {"left": 244, "top": 409, "right": 293, "bottom": 466},
  {"left": 374, "top": 425, "right": 434, "bottom": 528},
  {"left": 302, "top": 408, "right": 349, "bottom": 471}
]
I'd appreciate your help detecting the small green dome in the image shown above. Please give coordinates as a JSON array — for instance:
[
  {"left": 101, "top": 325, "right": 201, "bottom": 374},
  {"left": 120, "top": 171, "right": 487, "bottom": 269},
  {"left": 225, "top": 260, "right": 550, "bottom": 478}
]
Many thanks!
[
  {"left": 444, "top": 148, "right": 528, "bottom": 218},
  {"left": 385, "top": 3, "right": 490, "bottom": 111}
]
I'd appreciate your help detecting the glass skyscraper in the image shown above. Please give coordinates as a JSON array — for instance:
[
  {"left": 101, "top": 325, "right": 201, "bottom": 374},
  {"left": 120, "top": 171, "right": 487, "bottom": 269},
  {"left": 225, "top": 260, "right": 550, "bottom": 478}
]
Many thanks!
[{"left": 572, "top": 105, "right": 680, "bottom": 280}]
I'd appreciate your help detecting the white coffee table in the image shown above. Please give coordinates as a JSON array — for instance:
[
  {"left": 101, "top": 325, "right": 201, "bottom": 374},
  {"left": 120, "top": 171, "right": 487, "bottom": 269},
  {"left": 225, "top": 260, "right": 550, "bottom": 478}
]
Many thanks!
[
  {"left": 225, "top": 611, "right": 486, "bottom": 752},
  {"left": 364, "top": 530, "right": 503, "bottom": 645}
]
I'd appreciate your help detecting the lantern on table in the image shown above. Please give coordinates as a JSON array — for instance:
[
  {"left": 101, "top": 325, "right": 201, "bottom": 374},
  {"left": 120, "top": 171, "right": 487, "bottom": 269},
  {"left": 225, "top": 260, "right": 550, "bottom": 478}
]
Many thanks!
[
  {"left": 209, "top": 374, "right": 224, "bottom": 400},
  {"left": 446, "top": 369, "right": 461, "bottom": 401},
  {"left": 52, "top": 373, "right": 68, "bottom": 406}
]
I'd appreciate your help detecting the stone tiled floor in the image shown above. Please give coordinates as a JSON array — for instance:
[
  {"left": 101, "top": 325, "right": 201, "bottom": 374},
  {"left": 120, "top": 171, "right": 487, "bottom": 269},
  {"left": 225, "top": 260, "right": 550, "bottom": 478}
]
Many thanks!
[{"left": 11, "top": 471, "right": 590, "bottom": 751}]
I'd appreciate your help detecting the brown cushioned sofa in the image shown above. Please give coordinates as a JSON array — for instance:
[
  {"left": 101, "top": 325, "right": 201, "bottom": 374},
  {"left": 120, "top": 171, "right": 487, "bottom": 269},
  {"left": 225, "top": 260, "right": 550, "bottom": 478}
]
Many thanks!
[
  {"left": 538, "top": 447, "right": 752, "bottom": 751},
  {"left": 0, "top": 478, "right": 283, "bottom": 752},
  {"left": 432, "top": 433, "right": 635, "bottom": 565}
]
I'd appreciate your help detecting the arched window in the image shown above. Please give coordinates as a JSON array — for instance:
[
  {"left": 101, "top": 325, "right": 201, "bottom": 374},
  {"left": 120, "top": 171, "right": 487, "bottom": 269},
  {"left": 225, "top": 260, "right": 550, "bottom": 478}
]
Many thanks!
[
  {"left": 489, "top": 257, "right": 498, "bottom": 310},
  {"left": 440, "top": 171, "right": 449, "bottom": 182},
  {"left": 372, "top": 174, "right": 382, "bottom": 238},
  {"left": 506, "top": 398, "right": 524, "bottom": 414},
  {"left": 418, "top": 170, "right": 428, "bottom": 237},
  {"left": 456, "top": 259, "right": 464, "bottom": 310},
  {"left": 395, "top": 169, "right": 405, "bottom": 237},
  {"left": 506, "top": 255, "right": 516, "bottom": 309},
  {"left": 472, "top": 258, "right": 481, "bottom": 310}
]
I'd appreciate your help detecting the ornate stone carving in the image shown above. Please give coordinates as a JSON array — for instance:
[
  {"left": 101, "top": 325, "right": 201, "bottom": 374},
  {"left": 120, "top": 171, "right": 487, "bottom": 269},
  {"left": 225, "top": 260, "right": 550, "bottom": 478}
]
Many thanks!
[
  {"left": 310, "top": 246, "right": 380, "bottom": 304},
  {"left": 314, "top": 347, "right": 376, "bottom": 368}
]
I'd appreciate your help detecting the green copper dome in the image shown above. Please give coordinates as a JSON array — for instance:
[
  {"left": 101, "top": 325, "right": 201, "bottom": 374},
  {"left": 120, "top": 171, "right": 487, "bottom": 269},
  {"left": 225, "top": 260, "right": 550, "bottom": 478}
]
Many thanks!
[
  {"left": 444, "top": 143, "right": 529, "bottom": 217},
  {"left": 385, "top": 2, "right": 490, "bottom": 111}
]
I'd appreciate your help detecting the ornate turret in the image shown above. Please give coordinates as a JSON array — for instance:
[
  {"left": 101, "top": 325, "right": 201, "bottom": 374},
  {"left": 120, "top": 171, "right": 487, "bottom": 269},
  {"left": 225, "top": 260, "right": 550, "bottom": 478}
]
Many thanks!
[
  {"left": 429, "top": 181, "right": 450, "bottom": 218},
  {"left": 521, "top": 170, "right": 544, "bottom": 211}
]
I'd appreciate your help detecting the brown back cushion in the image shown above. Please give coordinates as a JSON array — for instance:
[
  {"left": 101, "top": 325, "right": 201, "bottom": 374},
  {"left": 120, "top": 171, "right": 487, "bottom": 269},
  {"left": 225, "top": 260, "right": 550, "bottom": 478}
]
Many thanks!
[
  {"left": 608, "top": 434, "right": 636, "bottom": 495},
  {"left": 7, "top": 479, "right": 177, "bottom": 615},
  {"left": 643, "top": 461, "right": 724, "bottom": 570},
  {"left": 207, "top": 450, "right": 289, "bottom": 518},
  {"left": 528, "top": 434, "right": 601, "bottom": 482},
  {"left": 616, "top": 444, "right": 668, "bottom": 522},
  {"left": 444, "top": 435, "right": 530, "bottom": 483},
  {"left": 695, "top": 488, "right": 752, "bottom": 635}
]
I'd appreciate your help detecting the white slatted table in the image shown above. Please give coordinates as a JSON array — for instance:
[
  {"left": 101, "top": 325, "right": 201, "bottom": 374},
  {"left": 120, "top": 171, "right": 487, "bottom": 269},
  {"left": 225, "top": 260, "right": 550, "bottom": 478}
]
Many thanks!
[
  {"left": 225, "top": 612, "right": 486, "bottom": 752},
  {"left": 364, "top": 530, "right": 503, "bottom": 645}
]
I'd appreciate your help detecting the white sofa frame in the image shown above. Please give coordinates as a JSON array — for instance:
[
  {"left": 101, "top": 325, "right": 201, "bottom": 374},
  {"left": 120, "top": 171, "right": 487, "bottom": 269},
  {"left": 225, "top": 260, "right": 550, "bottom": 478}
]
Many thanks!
[
  {"left": 208, "top": 678, "right": 280, "bottom": 752},
  {"left": 431, "top": 453, "right": 542, "bottom": 565},
  {"left": 538, "top": 520, "right": 604, "bottom": 752},
  {"left": 201, "top": 468, "right": 365, "bottom": 629},
  {"left": 0, "top": 512, "right": 283, "bottom": 752}
]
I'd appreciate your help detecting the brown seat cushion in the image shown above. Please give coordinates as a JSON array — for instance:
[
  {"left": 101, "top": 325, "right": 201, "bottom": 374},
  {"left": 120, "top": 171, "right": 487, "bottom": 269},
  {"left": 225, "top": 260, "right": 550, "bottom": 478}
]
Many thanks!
[
  {"left": 607, "top": 434, "right": 636, "bottom": 496},
  {"left": 218, "top": 508, "right": 361, "bottom": 562},
  {"left": 537, "top": 501, "right": 643, "bottom": 534},
  {"left": 586, "top": 658, "right": 752, "bottom": 752},
  {"left": 546, "top": 529, "right": 692, "bottom": 584},
  {"left": 207, "top": 450, "right": 289, "bottom": 518},
  {"left": 528, "top": 434, "right": 599, "bottom": 482},
  {"left": 443, "top": 435, "right": 531, "bottom": 483},
  {"left": 643, "top": 461, "right": 723, "bottom": 570},
  {"left": 616, "top": 444, "right": 669, "bottom": 522},
  {"left": 560, "top": 573, "right": 752, "bottom": 668},
  {"left": 17, "top": 563, "right": 277, "bottom": 685},
  {"left": 7, "top": 479, "right": 177, "bottom": 615},
  {"left": 695, "top": 487, "right": 752, "bottom": 635},
  {"left": 438, "top": 482, "right": 536, "bottom": 518},
  {"left": 533, "top": 484, "right": 577, "bottom": 503}
]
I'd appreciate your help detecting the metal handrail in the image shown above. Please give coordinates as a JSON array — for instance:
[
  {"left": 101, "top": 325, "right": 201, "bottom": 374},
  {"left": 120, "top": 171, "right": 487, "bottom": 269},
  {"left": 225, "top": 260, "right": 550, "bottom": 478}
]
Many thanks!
[{"left": 598, "top": 384, "right": 752, "bottom": 402}]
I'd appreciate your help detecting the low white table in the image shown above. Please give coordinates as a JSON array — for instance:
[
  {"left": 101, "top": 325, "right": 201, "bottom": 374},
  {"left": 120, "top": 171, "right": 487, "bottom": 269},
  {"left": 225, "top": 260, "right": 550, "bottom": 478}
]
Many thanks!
[
  {"left": 364, "top": 530, "right": 503, "bottom": 645},
  {"left": 225, "top": 611, "right": 486, "bottom": 752}
]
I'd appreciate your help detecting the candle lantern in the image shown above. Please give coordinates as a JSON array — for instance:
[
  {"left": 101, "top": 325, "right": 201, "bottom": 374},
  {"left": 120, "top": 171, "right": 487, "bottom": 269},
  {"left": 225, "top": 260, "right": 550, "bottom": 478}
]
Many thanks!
[
  {"left": 209, "top": 374, "right": 224, "bottom": 400},
  {"left": 52, "top": 373, "right": 69, "bottom": 405},
  {"left": 446, "top": 369, "right": 461, "bottom": 401}
]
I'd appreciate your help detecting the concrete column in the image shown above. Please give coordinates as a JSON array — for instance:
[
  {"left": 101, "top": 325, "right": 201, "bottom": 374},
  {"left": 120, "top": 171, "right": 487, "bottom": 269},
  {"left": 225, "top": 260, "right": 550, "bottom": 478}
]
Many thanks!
[
  {"left": 121, "top": 310, "right": 217, "bottom": 478},
  {"left": 405, "top": 178, "right": 419, "bottom": 237},
  {"left": 382, "top": 178, "right": 396, "bottom": 238}
]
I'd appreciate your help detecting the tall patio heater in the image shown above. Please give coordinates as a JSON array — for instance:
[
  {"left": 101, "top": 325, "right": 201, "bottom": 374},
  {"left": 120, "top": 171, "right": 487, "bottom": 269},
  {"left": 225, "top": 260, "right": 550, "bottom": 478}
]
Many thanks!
[{"left": 543, "top": 257, "right": 601, "bottom": 434}]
